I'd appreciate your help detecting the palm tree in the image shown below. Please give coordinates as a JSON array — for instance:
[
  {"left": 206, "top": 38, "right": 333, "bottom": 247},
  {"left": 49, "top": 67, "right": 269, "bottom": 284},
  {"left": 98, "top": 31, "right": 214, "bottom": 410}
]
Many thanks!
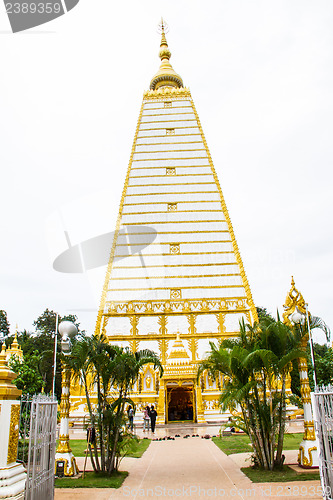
[
  {"left": 198, "top": 316, "right": 303, "bottom": 470},
  {"left": 64, "top": 334, "right": 163, "bottom": 475}
]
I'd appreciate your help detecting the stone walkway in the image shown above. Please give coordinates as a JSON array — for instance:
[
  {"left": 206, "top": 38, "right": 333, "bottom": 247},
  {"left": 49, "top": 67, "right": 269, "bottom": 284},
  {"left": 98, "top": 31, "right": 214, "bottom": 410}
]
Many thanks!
[{"left": 55, "top": 437, "right": 322, "bottom": 500}]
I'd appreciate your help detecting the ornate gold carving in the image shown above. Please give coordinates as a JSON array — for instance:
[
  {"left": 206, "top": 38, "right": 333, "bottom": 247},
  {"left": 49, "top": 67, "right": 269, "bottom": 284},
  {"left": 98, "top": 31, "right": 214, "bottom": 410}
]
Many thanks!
[
  {"left": 7, "top": 404, "right": 20, "bottom": 464},
  {"left": 166, "top": 128, "right": 175, "bottom": 135},
  {"left": 170, "top": 289, "right": 181, "bottom": 300},
  {"left": 164, "top": 101, "right": 172, "bottom": 108},
  {"left": 166, "top": 168, "right": 176, "bottom": 175},
  {"left": 187, "top": 315, "right": 197, "bottom": 336},
  {"left": 129, "top": 315, "right": 139, "bottom": 336},
  {"left": 303, "top": 420, "right": 316, "bottom": 441},
  {"left": 55, "top": 457, "right": 78, "bottom": 476},
  {"left": 105, "top": 297, "right": 249, "bottom": 317},
  {"left": 57, "top": 434, "right": 72, "bottom": 453},
  {"left": 215, "top": 312, "right": 225, "bottom": 335},
  {"left": 59, "top": 394, "right": 70, "bottom": 418},
  {"left": 298, "top": 446, "right": 317, "bottom": 467},
  {"left": 167, "top": 203, "right": 177, "bottom": 211},
  {"left": 143, "top": 87, "right": 191, "bottom": 100},
  {"left": 283, "top": 277, "right": 307, "bottom": 326},
  {"left": 169, "top": 243, "right": 180, "bottom": 254}
]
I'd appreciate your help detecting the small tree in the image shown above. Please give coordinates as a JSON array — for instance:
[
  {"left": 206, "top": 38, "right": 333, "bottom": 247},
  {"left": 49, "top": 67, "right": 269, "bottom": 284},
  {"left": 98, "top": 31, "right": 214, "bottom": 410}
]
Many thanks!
[
  {"left": 0, "top": 310, "right": 10, "bottom": 339},
  {"left": 9, "top": 353, "right": 44, "bottom": 394},
  {"left": 64, "top": 333, "right": 163, "bottom": 475}
]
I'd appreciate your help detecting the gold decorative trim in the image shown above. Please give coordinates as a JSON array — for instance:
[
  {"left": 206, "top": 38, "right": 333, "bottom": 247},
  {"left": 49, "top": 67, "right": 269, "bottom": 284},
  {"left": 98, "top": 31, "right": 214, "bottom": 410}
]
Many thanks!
[
  {"left": 126, "top": 191, "right": 217, "bottom": 197},
  {"left": 137, "top": 140, "right": 202, "bottom": 146},
  {"left": 283, "top": 277, "right": 306, "bottom": 325},
  {"left": 132, "top": 159, "right": 209, "bottom": 164},
  {"left": 55, "top": 456, "right": 78, "bottom": 476},
  {"left": 143, "top": 87, "right": 192, "bottom": 99},
  {"left": 107, "top": 285, "right": 244, "bottom": 292},
  {"left": 118, "top": 220, "right": 225, "bottom": 226},
  {"left": 109, "top": 273, "right": 240, "bottom": 281},
  {"left": 123, "top": 200, "right": 222, "bottom": 206},
  {"left": 123, "top": 209, "right": 225, "bottom": 215},
  {"left": 134, "top": 148, "right": 205, "bottom": 154},
  {"left": 104, "top": 297, "right": 248, "bottom": 316},
  {"left": 298, "top": 446, "right": 317, "bottom": 467},
  {"left": 170, "top": 289, "right": 181, "bottom": 300},
  {"left": 7, "top": 404, "right": 20, "bottom": 464},
  {"left": 113, "top": 262, "right": 237, "bottom": 270}
]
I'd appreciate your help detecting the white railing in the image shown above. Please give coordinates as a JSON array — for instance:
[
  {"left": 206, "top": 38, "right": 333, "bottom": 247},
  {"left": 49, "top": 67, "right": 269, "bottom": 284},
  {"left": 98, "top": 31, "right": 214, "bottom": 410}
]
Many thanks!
[
  {"left": 24, "top": 394, "right": 58, "bottom": 500},
  {"left": 311, "top": 386, "right": 333, "bottom": 500}
]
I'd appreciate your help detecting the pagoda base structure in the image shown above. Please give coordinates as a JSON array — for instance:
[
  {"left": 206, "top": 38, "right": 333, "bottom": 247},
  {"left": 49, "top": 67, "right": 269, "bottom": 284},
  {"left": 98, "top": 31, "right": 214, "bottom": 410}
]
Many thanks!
[{"left": 0, "top": 347, "right": 26, "bottom": 500}]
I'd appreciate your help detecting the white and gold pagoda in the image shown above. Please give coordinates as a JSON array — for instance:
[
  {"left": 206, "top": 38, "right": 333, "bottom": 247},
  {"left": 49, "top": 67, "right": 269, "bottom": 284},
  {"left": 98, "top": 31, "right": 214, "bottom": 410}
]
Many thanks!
[{"left": 71, "top": 23, "right": 257, "bottom": 423}]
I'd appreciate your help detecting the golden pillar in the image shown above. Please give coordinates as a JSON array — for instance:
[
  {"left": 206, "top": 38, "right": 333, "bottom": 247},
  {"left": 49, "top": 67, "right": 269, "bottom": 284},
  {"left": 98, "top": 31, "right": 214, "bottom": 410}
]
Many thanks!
[
  {"left": 156, "top": 379, "right": 165, "bottom": 424},
  {"left": 55, "top": 366, "right": 78, "bottom": 476},
  {"left": 0, "top": 345, "right": 26, "bottom": 499},
  {"left": 283, "top": 277, "right": 318, "bottom": 468},
  {"left": 195, "top": 383, "right": 206, "bottom": 423}
]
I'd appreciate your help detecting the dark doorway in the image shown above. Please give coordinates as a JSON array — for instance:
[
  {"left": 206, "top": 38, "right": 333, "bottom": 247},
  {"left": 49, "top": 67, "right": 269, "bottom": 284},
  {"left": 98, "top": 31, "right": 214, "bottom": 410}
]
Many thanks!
[{"left": 166, "top": 386, "right": 194, "bottom": 422}]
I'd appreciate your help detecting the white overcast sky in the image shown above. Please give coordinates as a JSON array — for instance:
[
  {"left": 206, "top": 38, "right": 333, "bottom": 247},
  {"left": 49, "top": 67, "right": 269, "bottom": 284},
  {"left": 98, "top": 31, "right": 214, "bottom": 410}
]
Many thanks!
[{"left": 0, "top": 0, "right": 332, "bottom": 343}]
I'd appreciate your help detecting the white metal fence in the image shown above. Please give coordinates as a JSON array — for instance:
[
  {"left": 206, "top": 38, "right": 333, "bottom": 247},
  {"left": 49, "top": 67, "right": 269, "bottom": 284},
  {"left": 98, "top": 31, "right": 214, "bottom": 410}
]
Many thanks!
[
  {"left": 24, "top": 394, "right": 58, "bottom": 500},
  {"left": 311, "top": 386, "right": 333, "bottom": 500}
]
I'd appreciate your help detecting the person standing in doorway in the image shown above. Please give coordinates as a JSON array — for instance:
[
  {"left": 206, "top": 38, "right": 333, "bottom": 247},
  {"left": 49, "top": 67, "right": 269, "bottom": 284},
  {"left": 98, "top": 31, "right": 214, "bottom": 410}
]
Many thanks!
[
  {"left": 150, "top": 405, "right": 157, "bottom": 433},
  {"left": 127, "top": 405, "right": 134, "bottom": 431},
  {"left": 143, "top": 405, "right": 150, "bottom": 432}
]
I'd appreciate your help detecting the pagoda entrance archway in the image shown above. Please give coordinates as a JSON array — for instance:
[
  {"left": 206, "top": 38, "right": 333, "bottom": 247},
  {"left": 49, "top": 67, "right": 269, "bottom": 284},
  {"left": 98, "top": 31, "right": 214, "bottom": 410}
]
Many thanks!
[{"left": 166, "top": 384, "right": 195, "bottom": 423}]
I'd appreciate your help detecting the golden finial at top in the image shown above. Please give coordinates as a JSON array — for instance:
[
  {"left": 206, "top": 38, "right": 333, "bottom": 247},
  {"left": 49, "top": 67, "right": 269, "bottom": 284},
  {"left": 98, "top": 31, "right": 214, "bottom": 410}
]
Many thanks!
[
  {"left": 150, "top": 20, "right": 183, "bottom": 91},
  {"left": 283, "top": 276, "right": 306, "bottom": 326}
]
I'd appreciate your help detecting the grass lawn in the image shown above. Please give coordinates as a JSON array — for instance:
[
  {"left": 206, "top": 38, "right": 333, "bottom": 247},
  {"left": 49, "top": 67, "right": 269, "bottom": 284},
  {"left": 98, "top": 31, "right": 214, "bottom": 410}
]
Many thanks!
[
  {"left": 212, "top": 435, "right": 252, "bottom": 455},
  {"left": 59, "top": 438, "right": 151, "bottom": 458},
  {"left": 212, "top": 433, "right": 304, "bottom": 455},
  {"left": 241, "top": 465, "right": 320, "bottom": 483},
  {"left": 55, "top": 471, "right": 128, "bottom": 488}
]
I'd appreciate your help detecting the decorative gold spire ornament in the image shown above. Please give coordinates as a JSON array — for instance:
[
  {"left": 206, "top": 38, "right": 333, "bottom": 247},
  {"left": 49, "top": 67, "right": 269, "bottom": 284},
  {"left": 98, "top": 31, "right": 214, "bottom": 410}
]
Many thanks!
[{"left": 150, "top": 20, "right": 183, "bottom": 90}]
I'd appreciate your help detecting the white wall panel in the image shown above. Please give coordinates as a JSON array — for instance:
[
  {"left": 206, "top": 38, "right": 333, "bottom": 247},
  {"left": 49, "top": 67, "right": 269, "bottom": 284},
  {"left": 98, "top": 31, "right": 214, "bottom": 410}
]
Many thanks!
[
  {"left": 136, "top": 135, "right": 202, "bottom": 145},
  {"left": 138, "top": 127, "right": 201, "bottom": 137},
  {"left": 135, "top": 143, "right": 204, "bottom": 152},
  {"left": 196, "top": 314, "right": 218, "bottom": 334},
  {"left": 166, "top": 315, "right": 190, "bottom": 337},
  {"left": 124, "top": 192, "right": 220, "bottom": 204}
]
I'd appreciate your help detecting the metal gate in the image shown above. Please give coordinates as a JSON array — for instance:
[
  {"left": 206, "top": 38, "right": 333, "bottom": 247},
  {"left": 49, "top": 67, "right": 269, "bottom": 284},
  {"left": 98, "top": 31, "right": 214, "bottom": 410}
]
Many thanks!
[
  {"left": 24, "top": 394, "right": 58, "bottom": 500},
  {"left": 311, "top": 386, "right": 333, "bottom": 500}
]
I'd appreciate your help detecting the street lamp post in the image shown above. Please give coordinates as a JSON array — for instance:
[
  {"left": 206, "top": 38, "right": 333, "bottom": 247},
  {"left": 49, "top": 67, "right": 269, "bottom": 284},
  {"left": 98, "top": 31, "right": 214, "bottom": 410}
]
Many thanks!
[{"left": 54, "top": 321, "right": 78, "bottom": 477}]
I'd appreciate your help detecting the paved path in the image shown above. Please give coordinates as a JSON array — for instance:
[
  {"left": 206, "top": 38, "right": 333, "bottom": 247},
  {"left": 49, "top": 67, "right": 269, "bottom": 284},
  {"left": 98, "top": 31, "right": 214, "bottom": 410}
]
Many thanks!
[{"left": 55, "top": 439, "right": 322, "bottom": 500}]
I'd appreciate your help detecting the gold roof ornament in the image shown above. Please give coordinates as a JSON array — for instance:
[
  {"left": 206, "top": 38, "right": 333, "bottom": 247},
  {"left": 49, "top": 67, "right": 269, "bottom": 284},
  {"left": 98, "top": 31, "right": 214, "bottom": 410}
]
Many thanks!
[
  {"left": 6, "top": 326, "right": 23, "bottom": 361},
  {"left": 0, "top": 344, "right": 22, "bottom": 400},
  {"left": 150, "top": 19, "right": 184, "bottom": 90},
  {"left": 167, "top": 333, "right": 190, "bottom": 364},
  {"left": 283, "top": 276, "right": 307, "bottom": 326}
]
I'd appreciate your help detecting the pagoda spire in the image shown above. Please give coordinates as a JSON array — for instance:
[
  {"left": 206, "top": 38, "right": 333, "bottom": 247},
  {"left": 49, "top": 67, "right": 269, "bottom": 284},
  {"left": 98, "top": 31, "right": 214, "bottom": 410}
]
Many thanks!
[{"left": 150, "top": 20, "right": 183, "bottom": 90}]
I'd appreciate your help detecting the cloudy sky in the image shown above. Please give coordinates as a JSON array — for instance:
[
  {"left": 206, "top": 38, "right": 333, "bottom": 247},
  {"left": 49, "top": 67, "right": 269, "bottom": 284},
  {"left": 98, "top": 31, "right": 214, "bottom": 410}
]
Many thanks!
[{"left": 0, "top": 0, "right": 332, "bottom": 343}]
